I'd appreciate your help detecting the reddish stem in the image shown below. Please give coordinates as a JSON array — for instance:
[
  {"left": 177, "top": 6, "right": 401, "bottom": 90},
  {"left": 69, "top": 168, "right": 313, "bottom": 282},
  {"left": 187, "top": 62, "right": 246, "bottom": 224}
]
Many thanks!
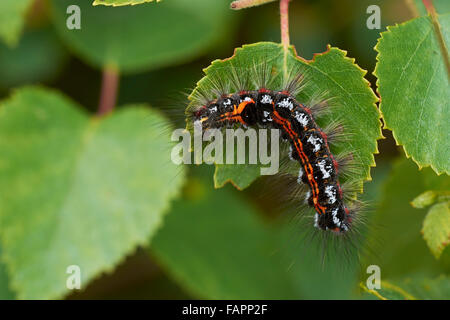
[
  {"left": 230, "top": 0, "right": 276, "bottom": 10},
  {"left": 422, "top": 0, "right": 450, "bottom": 80},
  {"left": 280, "top": 0, "right": 290, "bottom": 49},
  {"left": 98, "top": 66, "right": 119, "bottom": 116},
  {"left": 421, "top": 0, "right": 434, "bottom": 12}
]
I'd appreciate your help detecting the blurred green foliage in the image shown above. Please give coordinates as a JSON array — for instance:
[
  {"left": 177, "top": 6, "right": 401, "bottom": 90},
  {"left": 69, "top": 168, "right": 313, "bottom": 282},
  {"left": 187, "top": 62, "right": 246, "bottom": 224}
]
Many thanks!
[
  {"left": 0, "top": 0, "right": 34, "bottom": 47},
  {"left": 0, "top": 28, "right": 66, "bottom": 88},
  {"left": 364, "top": 158, "right": 450, "bottom": 278},
  {"left": 0, "top": 0, "right": 448, "bottom": 300},
  {"left": 51, "top": 0, "right": 235, "bottom": 73}
]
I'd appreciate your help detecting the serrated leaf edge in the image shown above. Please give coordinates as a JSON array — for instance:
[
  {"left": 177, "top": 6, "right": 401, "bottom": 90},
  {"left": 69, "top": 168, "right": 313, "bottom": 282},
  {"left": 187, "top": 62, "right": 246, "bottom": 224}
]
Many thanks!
[
  {"left": 0, "top": 0, "right": 34, "bottom": 47},
  {"left": 374, "top": 15, "right": 450, "bottom": 176},
  {"left": 0, "top": 87, "right": 186, "bottom": 299},
  {"left": 193, "top": 42, "right": 382, "bottom": 191},
  {"left": 421, "top": 201, "right": 450, "bottom": 259}
]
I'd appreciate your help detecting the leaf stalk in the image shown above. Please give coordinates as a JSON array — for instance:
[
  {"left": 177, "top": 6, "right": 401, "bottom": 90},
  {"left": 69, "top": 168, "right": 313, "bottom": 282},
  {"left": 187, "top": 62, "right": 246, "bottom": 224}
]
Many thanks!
[
  {"left": 422, "top": 0, "right": 450, "bottom": 81},
  {"left": 280, "top": 0, "right": 291, "bottom": 50},
  {"left": 98, "top": 66, "right": 120, "bottom": 116}
]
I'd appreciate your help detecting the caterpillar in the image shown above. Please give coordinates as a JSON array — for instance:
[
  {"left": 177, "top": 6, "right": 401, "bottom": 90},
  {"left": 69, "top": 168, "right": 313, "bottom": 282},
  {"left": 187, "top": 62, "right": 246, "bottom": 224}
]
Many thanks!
[{"left": 187, "top": 63, "right": 361, "bottom": 235}]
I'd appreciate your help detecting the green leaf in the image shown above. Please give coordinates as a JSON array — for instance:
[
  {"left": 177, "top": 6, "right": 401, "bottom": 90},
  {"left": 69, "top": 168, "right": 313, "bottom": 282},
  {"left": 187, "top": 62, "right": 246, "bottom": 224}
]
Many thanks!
[
  {"left": 400, "top": 275, "right": 450, "bottom": 299},
  {"left": 214, "top": 163, "right": 262, "bottom": 190},
  {"left": 0, "top": 29, "right": 67, "bottom": 88},
  {"left": 364, "top": 158, "right": 450, "bottom": 278},
  {"left": 411, "top": 190, "right": 438, "bottom": 208},
  {"left": 375, "top": 14, "right": 450, "bottom": 175},
  {"left": 0, "top": 245, "right": 15, "bottom": 300},
  {"left": 151, "top": 167, "right": 363, "bottom": 299},
  {"left": 362, "top": 276, "right": 450, "bottom": 300},
  {"left": 411, "top": 0, "right": 428, "bottom": 16},
  {"left": 411, "top": 190, "right": 450, "bottom": 208},
  {"left": 411, "top": 189, "right": 450, "bottom": 258},
  {"left": 361, "top": 281, "right": 416, "bottom": 300},
  {"left": 187, "top": 42, "right": 381, "bottom": 191},
  {"left": 0, "top": 0, "right": 34, "bottom": 47},
  {"left": 150, "top": 161, "right": 392, "bottom": 300},
  {"left": 422, "top": 201, "right": 450, "bottom": 259},
  {"left": 0, "top": 87, "right": 185, "bottom": 299},
  {"left": 150, "top": 170, "right": 298, "bottom": 299},
  {"left": 411, "top": 0, "right": 450, "bottom": 16},
  {"left": 50, "top": 0, "right": 234, "bottom": 73},
  {"left": 93, "top": 0, "right": 161, "bottom": 6}
]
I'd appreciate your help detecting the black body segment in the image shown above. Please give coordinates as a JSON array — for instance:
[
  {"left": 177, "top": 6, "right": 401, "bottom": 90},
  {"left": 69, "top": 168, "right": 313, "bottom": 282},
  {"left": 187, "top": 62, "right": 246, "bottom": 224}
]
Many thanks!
[{"left": 192, "top": 89, "right": 352, "bottom": 233}]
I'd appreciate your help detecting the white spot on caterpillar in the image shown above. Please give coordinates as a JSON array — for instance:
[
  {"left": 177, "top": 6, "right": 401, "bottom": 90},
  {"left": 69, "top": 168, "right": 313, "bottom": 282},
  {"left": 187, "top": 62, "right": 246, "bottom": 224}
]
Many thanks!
[
  {"left": 331, "top": 208, "right": 341, "bottom": 227},
  {"left": 333, "top": 215, "right": 341, "bottom": 227},
  {"left": 331, "top": 208, "right": 338, "bottom": 218},
  {"left": 288, "top": 146, "right": 296, "bottom": 161},
  {"left": 241, "top": 96, "right": 252, "bottom": 103},
  {"left": 304, "top": 191, "right": 310, "bottom": 204},
  {"left": 325, "top": 185, "right": 337, "bottom": 204},
  {"left": 307, "top": 135, "right": 323, "bottom": 152},
  {"left": 209, "top": 106, "right": 218, "bottom": 113},
  {"left": 297, "top": 167, "right": 304, "bottom": 184},
  {"left": 263, "top": 111, "right": 272, "bottom": 122},
  {"left": 223, "top": 99, "right": 232, "bottom": 106},
  {"left": 317, "top": 159, "right": 331, "bottom": 179},
  {"left": 294, "top": 111, "right": 309, "bottom": 126},
  {"left": 278, "top": 98, "right": 294, "bottom": 110},
  {"left": 261, "top": 94, "right": 273, "bottom": 104}
]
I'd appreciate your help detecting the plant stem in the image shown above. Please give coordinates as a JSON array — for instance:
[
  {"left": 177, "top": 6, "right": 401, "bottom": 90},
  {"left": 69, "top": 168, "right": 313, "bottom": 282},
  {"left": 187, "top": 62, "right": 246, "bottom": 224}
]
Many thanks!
[
  {"left": 280, "top": 0, "right": 290, "bottom": 50},
  {"left": 422, "top": 0, "right": 450, "bottom": 80},
  {"left": 98, "top": 66, "right": 119, "bottom": 116},
  {"left": 230, "top": 0, "right": 277, "bottom": 10},
  {"left": 230, "top": 0, "right": 291, "bottom": 50}
]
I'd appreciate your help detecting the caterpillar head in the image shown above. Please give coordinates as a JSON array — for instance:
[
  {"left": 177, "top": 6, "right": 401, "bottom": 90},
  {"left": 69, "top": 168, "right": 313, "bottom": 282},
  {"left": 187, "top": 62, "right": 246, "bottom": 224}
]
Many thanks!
[{"left": 192, "top": 102, "right": 221, "bottom": 130}]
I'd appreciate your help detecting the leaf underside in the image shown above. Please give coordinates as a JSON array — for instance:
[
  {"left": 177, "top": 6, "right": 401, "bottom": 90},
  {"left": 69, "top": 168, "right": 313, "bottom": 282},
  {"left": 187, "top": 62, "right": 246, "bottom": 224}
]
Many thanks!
[{"left": 422, "top": 201, "right": 450, "bottom": 259}]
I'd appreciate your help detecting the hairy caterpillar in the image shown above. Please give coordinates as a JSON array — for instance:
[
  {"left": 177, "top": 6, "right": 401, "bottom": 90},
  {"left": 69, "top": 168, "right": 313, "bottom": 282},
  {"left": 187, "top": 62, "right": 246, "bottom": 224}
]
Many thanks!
[{"left": 186, "top": 60, "right": 363, "bottom": 235}]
